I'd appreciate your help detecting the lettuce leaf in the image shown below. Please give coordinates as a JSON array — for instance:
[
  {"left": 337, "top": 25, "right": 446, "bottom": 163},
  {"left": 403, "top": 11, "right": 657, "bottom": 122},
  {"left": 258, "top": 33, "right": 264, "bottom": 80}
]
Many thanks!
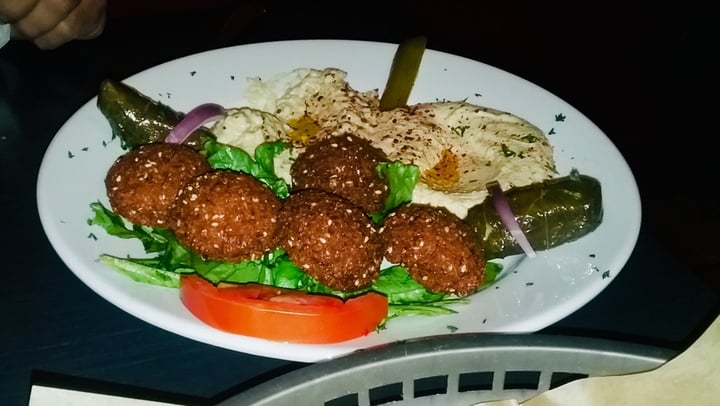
[
  {"left": 205, "top": 140, "right": 290, "bottom": 198},
  {"left": 89, "top": 201, "right": 494, "bottom": 315},
  {"left": 370, "top": 161, "right": 420, "bottom": 223}
]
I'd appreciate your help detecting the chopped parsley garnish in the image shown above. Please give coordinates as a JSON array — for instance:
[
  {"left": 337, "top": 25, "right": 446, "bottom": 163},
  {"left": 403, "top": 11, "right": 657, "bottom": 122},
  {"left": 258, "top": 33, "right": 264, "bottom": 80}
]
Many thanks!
[
  {"left": 501, "top": 143, "right": 516, "bottom": 157},
  {"left": 521, "top": 134, "right": 539, "bottom": 143},
  {"left": 451, "top": 125, "right": 470, "bottom": 137}
]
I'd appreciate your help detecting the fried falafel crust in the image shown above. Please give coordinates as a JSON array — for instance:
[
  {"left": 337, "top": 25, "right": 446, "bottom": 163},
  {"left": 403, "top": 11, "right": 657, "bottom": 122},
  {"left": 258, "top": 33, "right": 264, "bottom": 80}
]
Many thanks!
[
  {"left": 291, "top": 134, "right": 390, "bottom": 214},
  {"left": 276, "top": 189, "right": 383, "bottom": 291},
  {"left": 171, "top": 170, "right": 282, "bottom": 263},
  {"left": 380, "top": 203, "right": 486, "bottom": 296},
  {"left": 105, "top": 142, "right": 211, "bottom": 227}
]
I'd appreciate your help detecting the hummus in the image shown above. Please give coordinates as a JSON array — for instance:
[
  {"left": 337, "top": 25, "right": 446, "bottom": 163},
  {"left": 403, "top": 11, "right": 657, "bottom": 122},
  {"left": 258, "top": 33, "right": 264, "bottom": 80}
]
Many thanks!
[{"left": 212, "top": 68, "right": 556, "bottom": 218}]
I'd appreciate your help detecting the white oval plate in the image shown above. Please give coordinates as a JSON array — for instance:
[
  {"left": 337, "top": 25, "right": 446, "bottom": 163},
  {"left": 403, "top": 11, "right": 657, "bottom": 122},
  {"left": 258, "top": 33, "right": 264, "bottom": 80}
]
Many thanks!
[{"left": 37, "top": 40, "right": 641, "bottom": 363}]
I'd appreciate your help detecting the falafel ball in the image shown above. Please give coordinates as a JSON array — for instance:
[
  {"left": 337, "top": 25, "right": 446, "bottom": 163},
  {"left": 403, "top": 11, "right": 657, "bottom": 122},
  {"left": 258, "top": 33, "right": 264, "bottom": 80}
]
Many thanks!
[
  {"left": 105, "top": 142, "right": 211, "bottom": 227},
  {"left": 171, "top": 170, "right": 281, "bottom": 262},
  {"left": 291, "top": 134, "right": 390, "bottom": 214},
  {"left": 276, "top": 189, "right": 383, "bottom": 291},
  {"left": 380, "top": 203, "right": 486, "bottom": 296}
]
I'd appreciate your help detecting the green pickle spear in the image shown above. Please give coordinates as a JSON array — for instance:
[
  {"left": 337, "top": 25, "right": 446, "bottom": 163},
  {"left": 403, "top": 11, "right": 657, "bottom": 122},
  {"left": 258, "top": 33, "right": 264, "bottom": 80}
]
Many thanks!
[
  {"left": 97, "top": 79, "right": 215, "bottom": 150},
  {"left": 379, "top": 36, "right": 427, "bottom": 111},
  {"left": 464, "top": 171, "right": 604, "bottom": 260}
]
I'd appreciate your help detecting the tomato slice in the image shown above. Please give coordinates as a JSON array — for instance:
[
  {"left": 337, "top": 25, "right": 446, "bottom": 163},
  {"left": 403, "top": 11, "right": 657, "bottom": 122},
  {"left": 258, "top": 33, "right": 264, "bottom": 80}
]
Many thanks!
[{"left": 180, "top": 274, "right": 388, "bottom": 343}]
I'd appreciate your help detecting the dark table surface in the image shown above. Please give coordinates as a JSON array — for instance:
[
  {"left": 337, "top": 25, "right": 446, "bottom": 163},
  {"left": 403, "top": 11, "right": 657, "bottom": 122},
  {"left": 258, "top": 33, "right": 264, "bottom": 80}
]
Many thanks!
[{"left": 2, "top": 2, "right": 718, "bottom": 405}]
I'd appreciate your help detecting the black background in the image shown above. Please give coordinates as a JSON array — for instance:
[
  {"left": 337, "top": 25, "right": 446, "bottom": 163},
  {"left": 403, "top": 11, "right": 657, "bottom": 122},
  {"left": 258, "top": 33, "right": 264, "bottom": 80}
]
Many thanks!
[{"left": 1, "top": 1, "right": 718, "bottom": 405}]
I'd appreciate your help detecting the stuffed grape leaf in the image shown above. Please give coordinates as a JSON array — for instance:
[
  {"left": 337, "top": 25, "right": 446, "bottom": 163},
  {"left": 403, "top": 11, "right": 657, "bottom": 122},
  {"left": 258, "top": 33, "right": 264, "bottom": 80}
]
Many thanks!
[{"left": 464, "top": 170, "right": 603, "bottom": 259}]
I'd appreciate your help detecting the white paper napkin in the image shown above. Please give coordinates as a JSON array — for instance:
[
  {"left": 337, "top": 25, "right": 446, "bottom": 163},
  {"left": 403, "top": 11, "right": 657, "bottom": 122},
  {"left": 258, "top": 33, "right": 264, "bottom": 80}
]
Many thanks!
[{"left": 28, "top": 385, "right": 186, "bottom": 406}]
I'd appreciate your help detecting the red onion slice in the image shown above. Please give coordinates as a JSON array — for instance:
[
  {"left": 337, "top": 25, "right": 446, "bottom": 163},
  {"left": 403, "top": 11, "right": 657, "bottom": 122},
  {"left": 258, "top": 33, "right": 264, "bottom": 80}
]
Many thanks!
[
  {"left": 486, "top": 181, "right": 537, "bottom": 258},
  {"left": 164, "top": 103, "right": 226, "bottom": 144}
]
